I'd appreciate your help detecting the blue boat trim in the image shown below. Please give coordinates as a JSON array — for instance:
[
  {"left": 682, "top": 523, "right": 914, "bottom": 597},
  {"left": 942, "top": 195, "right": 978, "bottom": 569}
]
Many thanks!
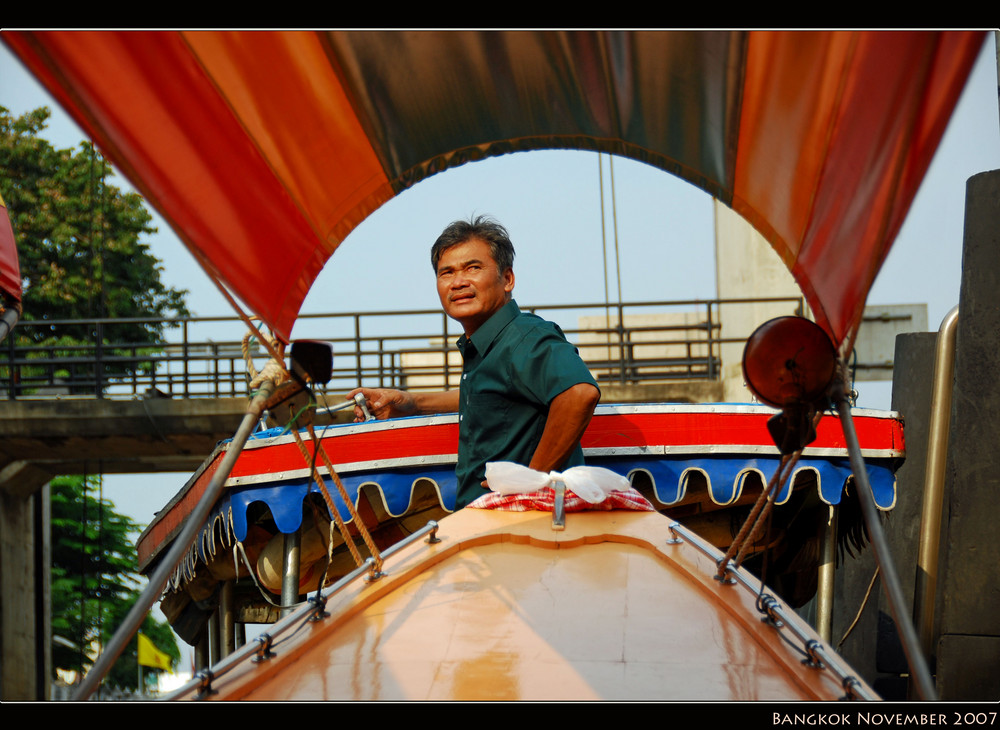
[{"left": 220, "top": 455, "right": 896, "bottom": 541}]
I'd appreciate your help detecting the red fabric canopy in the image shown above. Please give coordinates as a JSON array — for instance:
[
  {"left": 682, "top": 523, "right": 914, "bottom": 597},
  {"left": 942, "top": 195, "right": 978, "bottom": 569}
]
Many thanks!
[
  {"left": 3, "top": 30, "right": 984, "bottom": 349},
  {"left": 0, "top": 193, "right": 20, "bottom": 304}
]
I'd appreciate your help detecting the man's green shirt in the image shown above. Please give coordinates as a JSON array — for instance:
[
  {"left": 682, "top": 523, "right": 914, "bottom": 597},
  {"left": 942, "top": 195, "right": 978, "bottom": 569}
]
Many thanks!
[{"left": 454, "top": 299, "right": 599, "bottom": 508}]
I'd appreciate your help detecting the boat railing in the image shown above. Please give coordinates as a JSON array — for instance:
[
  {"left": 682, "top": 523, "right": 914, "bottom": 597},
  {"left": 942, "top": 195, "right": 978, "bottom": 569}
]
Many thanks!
[
  {"left": 0, "top": 296, "right": 803, "bottom": 400},
  {"left": 160, "top": 520, "right": 442, "bottom": 701},
  {"left": 666, "top": 519, "right": 879, "bottom": 701}
]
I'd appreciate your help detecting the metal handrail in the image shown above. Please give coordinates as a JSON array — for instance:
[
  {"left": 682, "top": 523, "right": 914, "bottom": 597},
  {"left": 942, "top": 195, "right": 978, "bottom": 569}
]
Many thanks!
[{"left": 0, "top": 296, "right": 803, "bottom": 400}]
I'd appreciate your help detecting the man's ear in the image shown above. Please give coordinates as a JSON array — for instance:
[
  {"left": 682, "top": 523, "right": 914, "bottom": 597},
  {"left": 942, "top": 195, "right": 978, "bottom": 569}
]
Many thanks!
[{"left": 503, "top": 268, "right": 515, "bottom": 293}]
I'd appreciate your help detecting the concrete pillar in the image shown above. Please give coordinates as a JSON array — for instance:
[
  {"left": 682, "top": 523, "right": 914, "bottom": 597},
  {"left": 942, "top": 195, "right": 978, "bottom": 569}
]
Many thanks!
[
  {"left": 0, "top": 487, "right": 48, "bottom": 699},
  {"left": 935, "top": 170, "right": 1000, "bottom": 701}
]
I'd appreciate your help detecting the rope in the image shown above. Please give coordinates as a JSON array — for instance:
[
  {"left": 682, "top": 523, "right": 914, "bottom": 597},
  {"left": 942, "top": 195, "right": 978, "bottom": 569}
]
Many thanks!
[
  {"left": 717, "top": 453, "right": 792, "bottom": 580},
  {"left": 305, "top": 423, "right": 384, "bottom": 575},
  {"left": 837, "top": 566, "right": 880, "bottom": 651},
  {"left": 232, "top": 543, "right": 299, "bottom": 611},
  {"left": 242, "top": 327, "right": 289, "bottom": 391},
  {"left": 734, "top": 453, "right": 799, "bottom": 568},
  {"left": 288, "top": 428, "right": 366, "bottom": 569},
  {"left": 237, "top": 329, "right": 383, "bottom": 592},
  {"left": 717, "top": 409, "right": 824, "bottom": 580}
]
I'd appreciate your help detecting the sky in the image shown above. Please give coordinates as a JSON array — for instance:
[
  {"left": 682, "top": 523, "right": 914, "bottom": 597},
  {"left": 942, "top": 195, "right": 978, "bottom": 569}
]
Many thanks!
[{"left": 3, "top": 32, "right": 1000, "bottom": 683}]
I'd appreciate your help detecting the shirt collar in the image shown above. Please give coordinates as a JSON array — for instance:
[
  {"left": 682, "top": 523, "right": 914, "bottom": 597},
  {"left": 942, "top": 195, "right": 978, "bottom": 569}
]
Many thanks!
[{"left": 457, "top": 299, "right": 520, "bottom": 354}]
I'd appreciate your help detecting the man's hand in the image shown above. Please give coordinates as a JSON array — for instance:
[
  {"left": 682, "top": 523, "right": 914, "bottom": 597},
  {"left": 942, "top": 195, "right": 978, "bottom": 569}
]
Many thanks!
[
  {"left": 346, "top": 387, "right": 417, "bottom": 422},
  {"left": 346, "top": 388, "right": 461, "bottom": 422}
]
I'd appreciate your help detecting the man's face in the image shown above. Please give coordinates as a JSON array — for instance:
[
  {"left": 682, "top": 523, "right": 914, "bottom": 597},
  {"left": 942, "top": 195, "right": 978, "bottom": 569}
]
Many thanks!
[{"left": 436, "top": 237, "right": 515, "bottom": 335}]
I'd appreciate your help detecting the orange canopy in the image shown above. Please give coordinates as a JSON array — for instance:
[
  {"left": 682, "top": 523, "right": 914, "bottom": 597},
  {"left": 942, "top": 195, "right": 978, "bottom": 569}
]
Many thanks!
[{"left": 2, "top": 30, "right": 984, "bottom": 349}]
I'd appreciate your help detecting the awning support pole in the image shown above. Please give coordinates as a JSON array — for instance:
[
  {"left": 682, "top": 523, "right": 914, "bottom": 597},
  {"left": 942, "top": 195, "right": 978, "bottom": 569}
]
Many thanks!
[
  {"left": 815, "top": 504, "right": 838, "bottom": 643},
  {"left": 913, "top": 306, "right": 959, "bottom": 670},
  {"left": 221, "top": 580, "right": 236, "bottom": 658},
  {"left": 72, "top": 379, "right": 276, "bottom": 701},
  {"left": 831, "top": 377, "right": 937, "bottom": 701},
  {"left": 281, "top": 529, "right": 302, "bottom": 616}
]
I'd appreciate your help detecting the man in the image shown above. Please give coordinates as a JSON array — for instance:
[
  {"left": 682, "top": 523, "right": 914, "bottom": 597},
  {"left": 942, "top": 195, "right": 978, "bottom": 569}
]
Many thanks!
[{"left": 348, "top": 215, "right": 600, "bottom": 509}]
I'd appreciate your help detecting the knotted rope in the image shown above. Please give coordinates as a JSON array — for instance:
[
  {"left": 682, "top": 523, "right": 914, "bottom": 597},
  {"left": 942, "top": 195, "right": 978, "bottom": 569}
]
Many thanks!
[{"left": 242, "top": 327, "right": 289, "bottom": 392}]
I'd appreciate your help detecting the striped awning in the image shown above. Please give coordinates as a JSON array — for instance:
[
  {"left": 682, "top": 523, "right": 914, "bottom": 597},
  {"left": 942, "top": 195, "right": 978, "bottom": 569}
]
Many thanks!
[
  {"left": 136, "top": 404, "right": 904, "bottom": 580},
  {"left": 3, "top": 30, "right": 984, "bottom": 351}
]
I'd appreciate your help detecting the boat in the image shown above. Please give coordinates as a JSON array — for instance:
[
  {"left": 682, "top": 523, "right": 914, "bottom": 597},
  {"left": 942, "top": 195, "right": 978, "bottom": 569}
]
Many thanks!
[
  {"left": 131, "top": 402, "right": 901, "bottom": 700},
  {"left": 1, "top": 30, "right": 987, "bottom": 701}
]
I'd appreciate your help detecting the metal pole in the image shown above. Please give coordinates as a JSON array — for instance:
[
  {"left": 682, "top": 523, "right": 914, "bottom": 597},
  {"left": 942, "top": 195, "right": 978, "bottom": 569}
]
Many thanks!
[
  {"left": 442, "top": 312, "right": 451, "bottom": 390},
  {"left": 194, "top": 633, "right": 209, "bottom": 672},
  {"left": 617, "top": 302, "right": 626, "bottom": 385},
  {"left": 208, "top": 611, "right": 220, "bottom": 667},
  {"left": 280, "top": 529, "right": 302, "bottom": 617},
  {"left": 815, "top": 504, "right": 838, "bottom": 643},
  {"left": 95, "top": 321, "right": 104, "bottom": 398},
  {"left": 354, "top": 314, "right": 362, "bottom": 385},
  {"left": 182, "top": 319, "right": 190, "bottom": 398},
  {"left": 71, "top": 378, "right": 276, "bottom": 700},
  {"left": 221, "top": 580, "right": 236, "bottom": 658},
  {"left": 913, "top": 306, "right": 959, "bottom": 660},
  {"left": 832, "top": 378, "right": 938, "bottom": 701},
  {"left": 7, "top": 317, "right": 16, "bottom": 398}
]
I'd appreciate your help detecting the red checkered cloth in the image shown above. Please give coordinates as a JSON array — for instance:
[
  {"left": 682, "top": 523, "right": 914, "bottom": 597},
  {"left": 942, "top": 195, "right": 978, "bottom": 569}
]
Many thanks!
[{"left": 467, "top": 485, "right": 655, "bottom": 512}]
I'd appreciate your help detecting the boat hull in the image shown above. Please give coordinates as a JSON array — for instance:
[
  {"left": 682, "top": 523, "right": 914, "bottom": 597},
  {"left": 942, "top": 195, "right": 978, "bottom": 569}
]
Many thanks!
[{"left": 170, "top": 508, "right": 876, "bottom": 701}]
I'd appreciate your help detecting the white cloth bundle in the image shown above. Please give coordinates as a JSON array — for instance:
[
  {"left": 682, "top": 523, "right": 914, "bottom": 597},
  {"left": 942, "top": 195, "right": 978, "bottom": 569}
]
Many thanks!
[{"left": 484, "top": 461, "right": 631, "bottom": 504}]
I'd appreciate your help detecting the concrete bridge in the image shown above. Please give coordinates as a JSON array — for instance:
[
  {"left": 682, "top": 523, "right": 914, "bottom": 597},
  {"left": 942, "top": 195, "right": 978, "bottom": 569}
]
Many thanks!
[{"left": 0, "top": 396, "right": 248, "bottom": 498}]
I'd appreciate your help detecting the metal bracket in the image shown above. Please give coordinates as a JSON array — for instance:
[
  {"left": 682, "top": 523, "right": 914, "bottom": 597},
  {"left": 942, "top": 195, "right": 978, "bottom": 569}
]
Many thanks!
[
  {"left": 801, "top": 639, "right": 826, "bottom": 669},
  {"left": 252, "top": 633, "right": 276, "bottom": 663},
  {"left": 756, "top": 593, "right": 785, "bottom": 628},
  {"left": 307, "top": 593, "right": 330, "bottom": 622},
  {"left": 425, "top": 521, "right": 441, "bottom": 544},
  {"left": 194, "top": 669, "right": 217, "bottom": 699},
  {"left": 713, "top": 559, "right": 737, "bottom": 585},
  {"left": 552, "top": 480, "right": 566, "bottom": 531},
  {"left": 666, "top": 523, "right": 683, "bottom": 545}
]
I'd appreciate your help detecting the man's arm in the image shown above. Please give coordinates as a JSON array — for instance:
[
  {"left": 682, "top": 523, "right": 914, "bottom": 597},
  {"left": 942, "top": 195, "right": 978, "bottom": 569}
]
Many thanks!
[
  {"left": 346, "top": 387, "right": 459, "bottom": 421},
  {"left": 526, "top": 382, "right": 601, "bottom": 473}
]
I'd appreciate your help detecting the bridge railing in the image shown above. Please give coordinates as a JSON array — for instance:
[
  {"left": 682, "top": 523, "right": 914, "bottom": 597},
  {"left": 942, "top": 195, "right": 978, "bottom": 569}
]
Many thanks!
[{"left": 0, "top": 297, "right": 804, "bottom": 400}]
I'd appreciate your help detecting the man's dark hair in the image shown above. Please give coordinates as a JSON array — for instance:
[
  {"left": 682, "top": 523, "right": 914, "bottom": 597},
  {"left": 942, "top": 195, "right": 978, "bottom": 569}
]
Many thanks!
[{"left": 431, "top": 215, "right": 515, "bottom": 274}]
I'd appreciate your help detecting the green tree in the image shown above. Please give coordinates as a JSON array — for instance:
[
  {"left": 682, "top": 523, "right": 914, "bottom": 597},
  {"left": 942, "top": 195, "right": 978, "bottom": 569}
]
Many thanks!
[
  {"left": 50, "top": 475, "right": 180, "bottom": 692},
  {"left": 0, "top": 106, "right": 189, "bottom": 391}
]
